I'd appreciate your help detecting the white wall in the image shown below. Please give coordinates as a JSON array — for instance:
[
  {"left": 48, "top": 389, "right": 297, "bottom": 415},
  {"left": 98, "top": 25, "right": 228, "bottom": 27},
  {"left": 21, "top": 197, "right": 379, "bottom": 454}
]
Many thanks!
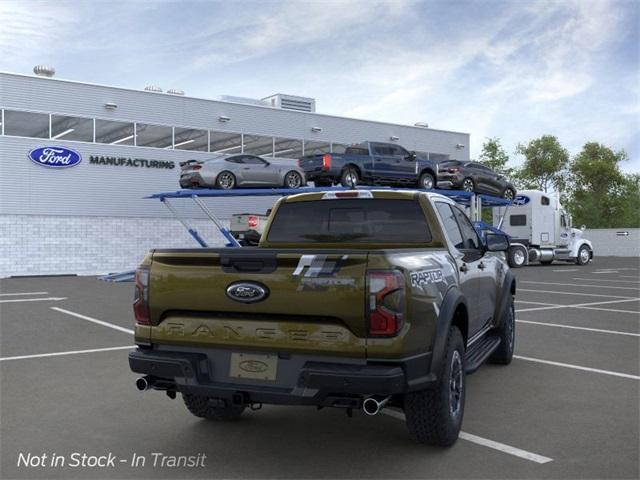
[
  {"left": 0, "top": 215, "right": 229, "bottom": 278},
  {"left": 584, "top": 228, "right": 640, "bottom": 257}
]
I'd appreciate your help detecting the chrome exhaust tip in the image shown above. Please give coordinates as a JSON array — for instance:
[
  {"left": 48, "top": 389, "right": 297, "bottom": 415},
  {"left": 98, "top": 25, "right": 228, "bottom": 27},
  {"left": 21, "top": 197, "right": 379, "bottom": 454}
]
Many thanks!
[
  {"left": 135, "top": 376, "right": 151, "bottom": 391},
  {"left": 362, "top": 396, "right": 390, "bottom": 416}
]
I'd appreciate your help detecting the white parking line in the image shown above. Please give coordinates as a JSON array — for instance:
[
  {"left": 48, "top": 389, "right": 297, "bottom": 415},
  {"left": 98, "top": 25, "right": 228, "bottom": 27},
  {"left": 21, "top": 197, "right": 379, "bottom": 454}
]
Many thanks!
[
  {"left": 519, "top": 288, "right": 637, "bottom": 299},
  {"left": 0, "top": 297, "right": 67, "bottom": 304},
  {"left": 593, "top": 271, "right": 620, "bottom": 274},
  {"left": 516, "top": 319, "right": 640, "bottom": 337},
  {"left": 0, "top": 345, "right": 134, "bottom": 362},
  {"left": 521, "top": 281, "right": 640, "bottom": 291},
  {"left": 51, "top": 307, "right": 134, "bottom": 335},
  {"left": 516, "top": 300, "right": 561, "bottom": 306},
  {"left": 620, "top": 275, "right": 640, "bottom": 279},
  {"left": 381, "top": 409, "right": 553, "bottom": 464},
  {"left": 516, "top": 297, "right": 640, "bottom": 313},
  {"left": 572, "top": 278, "right": 640, "bottom": 284},
  {"left": 552, "top": 269, "right": 579, "bottom": 272},
  {"left": 0, "top": 291, "right": 49, "bottom": 296},
  {"left": 514, "top": 356, "right": 640, "bottom": 380},
  {"left": 574, "top": 306, "right": 640, "bottom": 315}
]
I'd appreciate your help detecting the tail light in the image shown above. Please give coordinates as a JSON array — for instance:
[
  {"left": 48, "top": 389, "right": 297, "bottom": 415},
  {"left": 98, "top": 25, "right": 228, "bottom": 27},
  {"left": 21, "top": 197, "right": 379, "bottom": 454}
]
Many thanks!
[
  {"left": 133, "top": 266, "right": 151, "bottom": 325},
  {"left": 367, "top": 271, "right": 405, "bottom": 336},
  {"left": 322, "top": 154, "right": 332, "bottom": 171},
  {"left": 297, "top": 159, "right": 302, "bottom": 167},
  {"left": 248, "top": 215, "right": 259, "bottom": 228}
]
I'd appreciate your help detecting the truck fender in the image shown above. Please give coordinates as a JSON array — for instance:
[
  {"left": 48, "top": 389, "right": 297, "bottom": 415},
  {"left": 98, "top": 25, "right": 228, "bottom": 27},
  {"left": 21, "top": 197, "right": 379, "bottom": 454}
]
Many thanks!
[
  {"left": 429, "top": 287, "right": 468, "bottom": 380},
  {"left": 493, "top": 269, "right": 516, "bottom": 329},
  {"left": 570, "top": 238, "right": 593, "bottom": 258}
]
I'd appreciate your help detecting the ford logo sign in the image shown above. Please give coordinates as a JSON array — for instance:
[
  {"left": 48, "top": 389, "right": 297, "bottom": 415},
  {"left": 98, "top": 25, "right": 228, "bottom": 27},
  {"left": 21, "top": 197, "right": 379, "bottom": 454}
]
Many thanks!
[
  {"left": 513, "top": 195, "right": 530, "bottom": 206},
  {"left": 226, "top": 282, "right": 269, "bottom": 303},
  {"left": 28, "top": 146, "right": 82, "bottom": 169},
  {"left": 239, "top": 360, "right": 269, "bottom": 373}
]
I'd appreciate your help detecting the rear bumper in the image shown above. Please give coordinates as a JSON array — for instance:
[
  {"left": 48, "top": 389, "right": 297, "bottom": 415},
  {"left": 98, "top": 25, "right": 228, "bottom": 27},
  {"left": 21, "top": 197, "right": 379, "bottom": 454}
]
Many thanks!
[{"left": 129, "top": 348, "right": 434, "bottom": 406}]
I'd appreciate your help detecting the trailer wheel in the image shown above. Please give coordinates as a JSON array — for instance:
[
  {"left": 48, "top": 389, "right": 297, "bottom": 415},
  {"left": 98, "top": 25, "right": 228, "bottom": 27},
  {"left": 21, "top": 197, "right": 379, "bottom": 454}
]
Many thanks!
[
  {"left": 508, "top": 246, "right": 527, "bottom": 268},
  {"left": 576, "top": 245, "right": 591, "bottom": 265}
]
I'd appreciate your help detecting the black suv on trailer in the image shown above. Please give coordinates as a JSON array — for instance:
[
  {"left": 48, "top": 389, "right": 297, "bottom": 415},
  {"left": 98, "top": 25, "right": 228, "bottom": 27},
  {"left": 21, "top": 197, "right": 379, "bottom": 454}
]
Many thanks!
[{"left": 438, "top": 160, "right": 516, "bottom": 200}]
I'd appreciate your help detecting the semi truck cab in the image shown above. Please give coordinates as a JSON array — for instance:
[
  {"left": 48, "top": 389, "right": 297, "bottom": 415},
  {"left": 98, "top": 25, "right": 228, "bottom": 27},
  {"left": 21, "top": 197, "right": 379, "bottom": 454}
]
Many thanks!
[{"left": 493, "top": 190, "right": 593, "bottom": 267}]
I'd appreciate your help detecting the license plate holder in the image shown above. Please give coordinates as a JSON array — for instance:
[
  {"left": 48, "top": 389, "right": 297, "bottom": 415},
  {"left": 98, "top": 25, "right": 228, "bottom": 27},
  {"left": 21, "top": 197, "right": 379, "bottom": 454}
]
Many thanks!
[{"left": 229, "top": 353, "right": 278, "bottom": 381}]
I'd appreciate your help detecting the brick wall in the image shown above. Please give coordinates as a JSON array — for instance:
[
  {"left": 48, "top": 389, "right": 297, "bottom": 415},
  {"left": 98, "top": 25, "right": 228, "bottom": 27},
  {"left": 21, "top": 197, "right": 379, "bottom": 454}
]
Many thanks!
[{"left": 0, "top": 215, "right": 228, "bottom": 277}]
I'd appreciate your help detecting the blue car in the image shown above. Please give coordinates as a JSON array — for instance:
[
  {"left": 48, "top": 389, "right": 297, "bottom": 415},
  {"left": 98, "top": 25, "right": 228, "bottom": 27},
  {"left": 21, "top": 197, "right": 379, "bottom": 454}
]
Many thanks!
[{"left": 298, "top": 141, "right": 439, "bottom": 189}]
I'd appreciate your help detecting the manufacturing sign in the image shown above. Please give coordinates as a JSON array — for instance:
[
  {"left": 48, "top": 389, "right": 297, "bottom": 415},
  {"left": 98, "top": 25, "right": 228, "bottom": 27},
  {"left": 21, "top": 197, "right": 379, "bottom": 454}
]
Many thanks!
[
  {"left": 89, "top": 156, "right": 175, "bottom": 169},
  {"left": 28, "top": 146, "right": 82, "bottom": 168}
]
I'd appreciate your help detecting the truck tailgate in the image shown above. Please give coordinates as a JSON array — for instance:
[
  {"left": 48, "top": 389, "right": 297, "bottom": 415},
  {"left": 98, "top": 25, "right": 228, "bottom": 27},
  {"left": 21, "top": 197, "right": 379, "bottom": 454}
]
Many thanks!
[{"left": 148, "top": 249, "right": 368, "bottom": 357}]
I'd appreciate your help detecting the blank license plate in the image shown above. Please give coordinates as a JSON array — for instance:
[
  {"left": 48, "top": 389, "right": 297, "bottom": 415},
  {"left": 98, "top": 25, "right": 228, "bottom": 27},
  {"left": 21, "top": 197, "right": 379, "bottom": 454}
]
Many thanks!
[{"left": 229, "top": 353, "right": 278, "bottom": 381}]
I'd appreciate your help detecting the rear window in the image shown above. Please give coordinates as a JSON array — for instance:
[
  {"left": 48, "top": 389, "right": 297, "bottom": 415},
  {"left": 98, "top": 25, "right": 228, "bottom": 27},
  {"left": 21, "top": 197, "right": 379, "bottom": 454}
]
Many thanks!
[
  {"left": 267, "top": 199, "right": 432, "bottom": 244},
  {"left": 345, "top": 147, "right": 369, "bottom": 156}
]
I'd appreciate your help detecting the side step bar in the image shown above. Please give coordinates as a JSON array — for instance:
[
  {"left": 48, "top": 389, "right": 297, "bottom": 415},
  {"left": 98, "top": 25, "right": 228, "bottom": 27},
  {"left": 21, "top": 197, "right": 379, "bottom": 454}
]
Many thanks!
[{"left": 465, "top": 335, "right": 501, "bottom": 374}]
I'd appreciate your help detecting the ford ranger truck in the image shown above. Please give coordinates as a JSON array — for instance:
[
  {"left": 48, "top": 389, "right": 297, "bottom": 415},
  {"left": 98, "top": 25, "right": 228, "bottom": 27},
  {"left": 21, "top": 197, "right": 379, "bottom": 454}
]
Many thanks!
[
  {"left": 129, "top": 190, "right": 516, "bottom": 446},
  {"left": 298, "top": 142, "right": 439, "bottom": 190}
]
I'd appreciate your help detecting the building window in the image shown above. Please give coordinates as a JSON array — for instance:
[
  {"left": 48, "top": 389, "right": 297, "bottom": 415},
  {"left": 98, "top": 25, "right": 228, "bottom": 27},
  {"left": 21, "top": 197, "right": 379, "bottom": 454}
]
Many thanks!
[
  {"left": 210, "top": 131, "right": 243, "bottom": 154},
  {"left": 95, "top": 119, "right": 135, "bottom": 145},
  {"left": 3, "top": 110, "right": 49, "bottom": 138},
  {"left": 135, "top": 123, "right": 173, "bottom": 148},
  {"left": 303, "top": 141, "right": 331, "bottom": 155},
  {"left": 243, "top": 134, "right": 274, "bottom": 156},
  {"left": 51, "top": 114, "right": 93, "bottom": 142},
  {"left": 273, "top": 137, "right": 303, "bottom": 159},
  {"left": 429, "top": 153, "right": 451, "bottom": 163},
  {"left": 173, "top": 127, "right": 208, "bottom": 151}
]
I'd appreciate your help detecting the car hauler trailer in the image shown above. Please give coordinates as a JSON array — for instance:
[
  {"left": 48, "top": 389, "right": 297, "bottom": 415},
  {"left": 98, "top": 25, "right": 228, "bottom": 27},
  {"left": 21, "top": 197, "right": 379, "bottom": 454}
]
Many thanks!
[{"left": 492, "top": 189, "right": 593, "bottom": 268}]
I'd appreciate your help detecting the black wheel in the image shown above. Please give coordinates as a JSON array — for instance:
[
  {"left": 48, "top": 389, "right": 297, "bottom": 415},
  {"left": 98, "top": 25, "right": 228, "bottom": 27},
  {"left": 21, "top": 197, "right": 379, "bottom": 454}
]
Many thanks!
[
  {"left": 216, "top": 171, "right": 236, "bottom": 189},
  {"left": 284, "top": 170, "right": 303, "bottom": 189},
  {"left": 404, "top": 326, "right": 465, "bottom": 447},
  {"left": 576, "top": 245, "right": 591, "bottom": 265},
  {"left": 490, "top": 294, "right": 515, "bottom": 364},
  {"left": 340, "top": 167, "right": 359, "bottom": 187},
  {"left": 503, "top": 188, "right": 516, "bottom": 201},
  {"left": 418, "top": 172, "right": 435, "bottom": 190},
  {"left": 461, "top": 178, "right": 475, "bottom": 192},
  {"left": 182, "top": 394, "right": 245, "bottom": 421},
  {"left": 507, "top": 245, "right": 527, "bottom": 268}
]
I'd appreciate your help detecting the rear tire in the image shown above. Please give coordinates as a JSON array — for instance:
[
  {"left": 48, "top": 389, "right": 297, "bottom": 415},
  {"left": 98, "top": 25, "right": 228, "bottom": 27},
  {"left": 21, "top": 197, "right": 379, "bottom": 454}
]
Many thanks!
[
  {"left": 418, "top": 172, "right": 435, "bottom": 190},
  {"left": 216, "top": 171, "right": 236, "bottom": 189},
  {"left": 404, "top": 326, "right": 465, "bottom": 447},
  {"left": 182, "top": 394, "right": 245, "bottom": 421},
  {"left": 503, "top": 188, "right": 516, "bottom": 201},
  {"left": 489, "top": 294, "right": 515, "bottom": 365},
  {"left": 284, "top": 170, "right": 303, "bottom": 189},
  {"left": 340, "top": 167, "right": 359, "bottom": 187},
  {"left": 507, "top": 245, "right": 527, "bottom": 268}
]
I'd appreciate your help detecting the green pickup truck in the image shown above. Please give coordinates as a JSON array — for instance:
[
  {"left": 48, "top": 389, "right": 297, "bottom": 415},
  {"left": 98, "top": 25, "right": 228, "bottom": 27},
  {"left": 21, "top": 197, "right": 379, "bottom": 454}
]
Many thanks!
[{"left": 129, "top": 189, "right": 516, "bottom": 446}]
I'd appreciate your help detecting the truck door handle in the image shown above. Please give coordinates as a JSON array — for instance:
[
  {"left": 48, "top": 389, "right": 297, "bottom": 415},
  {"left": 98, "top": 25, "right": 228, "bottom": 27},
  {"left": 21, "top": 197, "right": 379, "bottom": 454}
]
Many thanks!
[
  {"left": 478, "top": 262, "right": 486, "bottom": 270},
  {"left": 460, "top": 263, "right": 468, "bottom": 273}
]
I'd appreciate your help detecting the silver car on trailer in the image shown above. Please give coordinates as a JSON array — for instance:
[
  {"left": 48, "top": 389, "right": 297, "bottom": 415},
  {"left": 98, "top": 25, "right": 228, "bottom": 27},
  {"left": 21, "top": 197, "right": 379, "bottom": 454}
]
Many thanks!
[{"left": 180, "top": 154, "right": 306, "bottom": 189}]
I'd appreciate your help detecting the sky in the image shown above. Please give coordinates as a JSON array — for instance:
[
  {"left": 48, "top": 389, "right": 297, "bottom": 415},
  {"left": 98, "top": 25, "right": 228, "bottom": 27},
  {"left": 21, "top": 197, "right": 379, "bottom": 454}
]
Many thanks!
[{"left": 1, "top": 0, "right": 638, "bottom": 172}]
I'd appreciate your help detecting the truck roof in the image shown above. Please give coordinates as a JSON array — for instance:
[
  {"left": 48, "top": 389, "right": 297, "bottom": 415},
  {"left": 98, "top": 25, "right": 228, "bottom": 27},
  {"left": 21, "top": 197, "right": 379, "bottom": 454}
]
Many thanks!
[{"left": 282, "top": 189, "right": 457, "bottom": 204}]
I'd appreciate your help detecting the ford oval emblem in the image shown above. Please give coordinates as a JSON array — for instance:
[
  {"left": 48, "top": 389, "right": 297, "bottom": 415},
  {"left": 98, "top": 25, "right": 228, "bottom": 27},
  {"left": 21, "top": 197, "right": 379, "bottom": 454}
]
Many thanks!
[
  {"left": 239, "top": 360, "right": 269, "bottom": 373},
  {"left": 28, "top": 146, "right": 82, "bottom": 169},
  {"left": 226, "top": 282, "right": 269, "bottom": 303},
  {"left": 513, "top": 195, "right": 530, "bottom": 206}
]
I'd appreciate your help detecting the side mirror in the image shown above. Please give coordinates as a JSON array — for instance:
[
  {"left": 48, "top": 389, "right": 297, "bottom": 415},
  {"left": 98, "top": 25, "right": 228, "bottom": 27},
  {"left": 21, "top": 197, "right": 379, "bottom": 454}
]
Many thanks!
[
  {"left": 485, "top": 233, "right": 509, "bottom": 252},
  {"left": 406, "top": 151, "right": 417, "bottom": 161}
]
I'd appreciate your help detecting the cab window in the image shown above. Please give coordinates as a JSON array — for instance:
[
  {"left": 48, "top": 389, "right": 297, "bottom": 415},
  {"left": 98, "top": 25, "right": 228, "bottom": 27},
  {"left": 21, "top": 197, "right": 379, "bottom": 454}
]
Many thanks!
[
  {"left": 451, "top": 206, "right": 481, "bottom": 250},
  {"left": 435, "top": 203, "right": 464, "bottom": 249}
]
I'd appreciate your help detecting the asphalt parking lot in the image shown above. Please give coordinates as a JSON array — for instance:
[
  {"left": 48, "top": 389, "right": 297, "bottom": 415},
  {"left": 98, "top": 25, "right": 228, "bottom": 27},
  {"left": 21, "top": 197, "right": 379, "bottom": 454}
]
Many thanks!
[{"left": 1, "top": 256, "right": 638, "bottom": 479}]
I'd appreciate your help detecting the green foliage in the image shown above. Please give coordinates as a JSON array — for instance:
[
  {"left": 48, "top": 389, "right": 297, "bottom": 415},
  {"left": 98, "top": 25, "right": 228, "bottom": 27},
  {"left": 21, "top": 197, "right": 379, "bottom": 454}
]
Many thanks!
[
  {"left": 479, "top": 137, "right": 511, "bottom": 175},
  {"left": 565, "top": 143, "right": 638, "bottom": 228},
  {"left": 515, "top": 135, "right": 569, "bottom": 193}
]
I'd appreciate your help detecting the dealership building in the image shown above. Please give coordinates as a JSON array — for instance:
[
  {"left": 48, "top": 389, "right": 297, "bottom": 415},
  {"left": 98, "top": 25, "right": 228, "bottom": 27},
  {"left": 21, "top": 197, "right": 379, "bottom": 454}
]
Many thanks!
[{"left": 0, "top": 69, "right": 470, "bottom": 277}]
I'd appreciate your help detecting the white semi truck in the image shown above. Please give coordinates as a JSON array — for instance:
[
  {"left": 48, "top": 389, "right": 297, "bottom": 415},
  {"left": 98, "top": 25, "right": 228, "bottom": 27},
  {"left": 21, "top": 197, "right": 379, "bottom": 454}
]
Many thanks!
[{"left": 493, "top": 190, "right": 593, "bottom": 268}]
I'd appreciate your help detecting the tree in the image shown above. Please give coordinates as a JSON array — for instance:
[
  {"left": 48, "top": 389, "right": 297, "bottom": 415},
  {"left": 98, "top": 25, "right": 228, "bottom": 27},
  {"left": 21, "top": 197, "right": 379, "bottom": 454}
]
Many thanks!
[
  {"left": 479, "top": 137, "right": 511, "bottom": 175},
  {"left": 515, "top": 135, "right": 569, "bottom": 193},
  {"left": 565, "top": 142, "right": 638, "bottom": 228}
]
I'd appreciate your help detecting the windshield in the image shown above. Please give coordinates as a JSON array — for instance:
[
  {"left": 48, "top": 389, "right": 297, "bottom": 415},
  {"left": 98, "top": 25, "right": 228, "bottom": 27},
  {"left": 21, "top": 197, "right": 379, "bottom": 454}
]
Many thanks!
[{"left": 267, "top": 199, "right": 432, "bottom": 244}]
